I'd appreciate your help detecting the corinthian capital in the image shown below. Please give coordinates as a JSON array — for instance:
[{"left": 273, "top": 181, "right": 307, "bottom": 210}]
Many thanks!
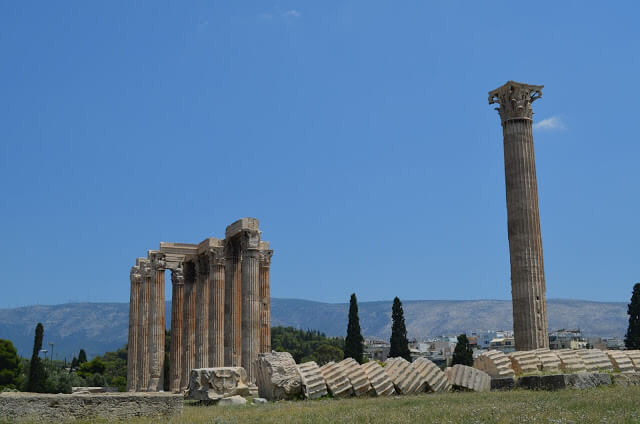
[
  {"left": 130, "top": 266, "right": 142, "bottom": 284},
  {"left": 149, "top": 252, "right": 166, "bottom": 271},
  {"left": 260, "top": 250, "right": 273, "bottom": 267},
  {"left": 239, "top": 230, "right": 261, "bottom": 251},
  {"left": 171, "top": 266, "right": 184, "bottom": 286},
  {"left": 489, "top": 81, "right": 543, "bottom": 122}
]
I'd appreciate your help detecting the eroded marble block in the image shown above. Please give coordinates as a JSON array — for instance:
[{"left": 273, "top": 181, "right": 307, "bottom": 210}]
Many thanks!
[{"left": 187, "top": 367, "right": 250, "bottom": 401}]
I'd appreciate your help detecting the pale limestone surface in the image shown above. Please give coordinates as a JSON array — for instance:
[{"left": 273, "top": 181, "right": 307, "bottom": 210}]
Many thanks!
[
  {"left": 575, "top": 349, "right": 614, "bottom": 372},
  {"left": 532, "top": 349, "right": 561, "bottom": 372},
  {"left": 297, "top": 361, "right": 328, "bottom": 400},
  {"left": 473, "top": 350, "right": 515, "bottom": 378},
  {"left": 337, "top": 358, "right": 372, "bottom": 397},
  {"left": 218, "top": 395, "right": 247, "bottom": 406},
  {"left": 507, "top": 351, "right": 540, "bottom": 375},
  {"left": 607, "top": 351, "right": 635, "bottom": 373},
  {"left": 383, "top": 357, "right": 425, "bottom": 395},
  {"left": 624, "top": 350, "right": 640, "bottom": 371},
  {"left": 361, "top": 361, "right": 395, "bottom": 397},
  {"left": 187, "top": 367, "right": 251, "bottom": 401},
  {"left": 319, "top": 361, "right": 353, "bottom": 398},
  {"left": 410, "top": 357, "right": 450, "bottom": 393},
  {"left": 554, "top": 349, "right": 586, "bottom": 373},
  {"left": 255, "top": 351, "right": 302, "bottom": 401},
  {"left": 445, "top": 365, "right": 490, "bottom": 392}
]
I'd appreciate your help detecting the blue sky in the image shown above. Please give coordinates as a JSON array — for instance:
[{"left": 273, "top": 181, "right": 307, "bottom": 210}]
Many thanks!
[{"left": 1, "top": 1, "right": 639, "bottom": 308}]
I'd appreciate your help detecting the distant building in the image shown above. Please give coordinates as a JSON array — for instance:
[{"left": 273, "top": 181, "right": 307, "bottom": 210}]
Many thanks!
[
  {"left": 472, "top": 330, "right": 514, "bottom": 350},
  {"left": 364, "top": 339, "right": 390, "bottom": 362},
  {"left": 548, "top": 329, "right": 586, "bottom": 350},
  {"left": 489, "top": 337, "right": 515, "bottom": 353},
  {"left": 602, "top": 337, "right": 625, "bottom": 350}
]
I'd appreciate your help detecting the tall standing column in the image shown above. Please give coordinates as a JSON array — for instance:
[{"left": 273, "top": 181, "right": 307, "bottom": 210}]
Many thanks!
[
  {"left": 194, "top": 255, "right": 209, "bottom": 368},
  {"left": 241, "top": 230, "right": 261, "bottom": 382},
  {"left": 169, "top": 266, "right": 184, "bottom": 393},
  {"left": 259, "top": 248, "right": 273, "bottom": 354},
  {"left": 127, "top": 266, "right": 141, "bottom": 391},
  {"left": 489, "top": 81, "right": 549, "bottom": 350},
  {"left": 224, "top": 241, "right": 242, "bottom": 367},
  {"left": 181, "top": 261, "right": 196, "bottom": 390},
  {"left": 208, "top": 247, "right": 225, "bottom": 367},
  {"left": 148, "top": 253, "right": 166, "bottom": 391},
  {"left": 137, "top": 260, "right": 151, "bottom": 391}
]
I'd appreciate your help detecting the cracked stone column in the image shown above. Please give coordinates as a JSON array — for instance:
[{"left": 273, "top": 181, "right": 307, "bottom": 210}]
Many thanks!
[
  {"left": 224, "top": 239, "right": 242, "bottom": 367},
  {"left": 208, "top": 245, "right": 225, "bottom": 367},
  {"left": 136, "top": 259, "right": 151, "bottom": 391},
  {"left": 241, "top": 229, "right": 261, "bottom": 382},
  {"left": 148, "top": 253, "right": 166, "bottom": 391},
  {"left": 169, "top": 265, "right": 184, "bottom": 393},
  {"left": 489, "top": 80, "right": 549, "bottom": 350},
  {"left": 181, "top": 260, "right": 196, "bottom": 390},
  {"left": 127, "top": 266, "right": 141, "bottom": 391},
  {"left": 259, "top": 245, "right": 273, "bottom": 354},
  {"left": 194, "top": 255, "right": 209, "bottom": 369}
]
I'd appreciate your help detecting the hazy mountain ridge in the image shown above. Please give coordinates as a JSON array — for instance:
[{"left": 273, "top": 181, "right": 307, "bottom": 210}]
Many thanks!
[{"left": 0, "top": 298, "right": 628, "bottom": 359}]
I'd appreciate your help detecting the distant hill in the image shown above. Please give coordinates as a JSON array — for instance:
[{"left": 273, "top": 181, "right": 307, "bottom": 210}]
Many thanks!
[{"left": 0, "top": 298, "right": 628, "bottom": 359}]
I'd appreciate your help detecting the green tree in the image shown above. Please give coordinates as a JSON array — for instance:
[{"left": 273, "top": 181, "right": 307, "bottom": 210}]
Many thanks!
[
  {"left": 625, "top": 283, "right": 640, "bottom": 349},
  {"left": 344, "top": 293, "right": 364, "bottom": 364},
  {"left": 27, "top": 323, "right": 47, "bottom": 392},
  {"left": 271, "top": 326, "right": 344, "bottom": 365},
  {"left": 0, "top": 339, "right": 23, "bottom": 390},
  {"left": 313, "top": 343, "right": 344, "bottom": 365},
  {"left": 388, "top": 297, "right": 411, "bottom": 361},
  {"left": 451, "top": 334, "right": 474, "bottom": 366},
  {"left": 77, "top": 357, "right": 106, "bottom": 379},
  {"left": 78, "top": 349, "right": 87, "bottom": 364}
]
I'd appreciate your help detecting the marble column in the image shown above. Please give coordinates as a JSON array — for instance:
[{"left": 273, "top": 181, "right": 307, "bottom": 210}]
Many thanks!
[
  {"left": 194, "top": 255, "right": 209, "bottom": 369},
  {"left": 241, "top": 230, "right": 261, "bottom": 382},
  {"left": 259, "top": 248, "right": 273, "bottom": 354},
  {"left": 208, "top": 247, "right": 225, "bottom": 367},
  {"left": 489, "top": 81, "right": 549, "bottom": 350},
  {"left": 148, "top": 254, "right": 166, "bottom": 391},
  {"left": 181, "top": 261, "right": 196, "bottom": 390},
  {"left": 169, "top": 265, "right": 184, "bottom": 393},
  {"left": 136, "top": 260, "right": 151, "bottom": 391},
  {"left": 126, "top": 266, "right": 141, "bottom": 391},
  {"left": 224, "top": 241, "right": 242, "bottom": 367}
]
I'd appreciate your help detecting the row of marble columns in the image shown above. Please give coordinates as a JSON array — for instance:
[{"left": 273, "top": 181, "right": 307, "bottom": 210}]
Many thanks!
[{"left": 127, "top": 226, "right": 272, "bottom": 392}]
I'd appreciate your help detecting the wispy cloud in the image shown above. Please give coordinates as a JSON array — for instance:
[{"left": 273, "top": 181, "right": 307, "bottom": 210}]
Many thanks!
[
  {"left": 196, "top": 20, "right": 209, "bottom": 32},
  {"left": 283, "top": 10, "right": 301, "bottom": 18},
  {"left": 533, "top": 116, "right": 566, "bottom": 131},
  {"left": 260, "top": 9, "right": 301, "bottom": 21}
]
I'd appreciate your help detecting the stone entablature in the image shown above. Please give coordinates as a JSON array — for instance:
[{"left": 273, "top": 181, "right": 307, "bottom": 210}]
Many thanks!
[{"left": 126, "top": 218, "right": 273, "bottom": 392}]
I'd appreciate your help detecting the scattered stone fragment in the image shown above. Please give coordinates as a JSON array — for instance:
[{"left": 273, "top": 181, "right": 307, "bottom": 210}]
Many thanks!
[
  {"left": 254, "top": 351, "right": 302, "bottom": 401},
  {"left": 319, "top": 362, "right": 353, "bottom": 398},
  {"left": 607, "top": 350, "right": 635, "bottom": 373},
  {"left": 445, "top": 365, "right": 490, "bottom": 392},
  {"left": 612, "top": 372, "right": 640, "bottom": 386},
  {"left": 252, "top": 397, "right": 268, "bottom": 404},
  {"left": 187, "top": 367, "right": 250, "bottom": 401},
  {"left": 507, "top": 351, "right": 540, "bottom": 375},
  {"left": 337, "top": 358, "right": 372, "bottom": 397},
  {"left": 575, "top": 349, "right": 614, "bottom": 372},
  {"left": 218, "top": 395, "right": 247, "bottom": 406},
  {"left": 555, "top": 349, "right": 586, "bottom": 373},
  {"left": 473, "top": 350, "right": 515, "bottom": 378},
  {"left": 383, "top": 357, "right": 425, "bottom": 394},
  {"left": 532, "top": 349, "right": 561, "bottom": 372},
  {"left": 361, "top": 361, "right": 395, "bottom": 397},
  {"left": 297, "top": 361, "right": 328, "bottom": 400},
  {"left": 410, "top": 357, "right": 450, "bottom": 393}
]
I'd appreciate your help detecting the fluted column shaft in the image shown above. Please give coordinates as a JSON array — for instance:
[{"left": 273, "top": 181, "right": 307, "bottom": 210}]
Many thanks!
[
  {"left": 208, "top": 250, "right": 225, "bottom": 367},
  {"left": 259, "top": 251, "right": 272, "bottom": 354},
  {"left": 181, "top": 262, "right": 196, "bottom": 390},
  {"left": 241, "top": 237, "right": 260, "bottom": 382},
  {"left": 148, "top": 263, "right": 165, "bottom": 391},
  {"left": 136, "top": 262, "right": 151, "bottom": 391},
  {"left": 169, "top": 267, "right": 184, "bottom": 393},
  {"left": 194, "top": 256, "right": 209, "bottom": 369},
  {"left": 126, "top": 267, "right": 140, "bottom": 391},
  {"left": 224, "top": 246, "right": 242, "bottom": 367}
]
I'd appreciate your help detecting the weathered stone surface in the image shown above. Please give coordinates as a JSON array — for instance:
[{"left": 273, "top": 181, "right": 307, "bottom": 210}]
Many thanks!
[
  {"left": 319, "top": 361, "right": 353, "bottom": 398},
  {"left": 575, "top": 349, "right": 614, "bottom": 372},
  {"left": 565, "top": 373, "right": 612, "bottom": 389},
  {"left": 410, "top": 357, "right": 450, "bottom": 393},
  {"left": 533, "top": 349, "right": 561, "bottom": 372},
  {"left": 383, "top": 357, "right": 425, "bottom": 395},
  {"left": 607, "top": 350, "right": 635, "bottom": 373},
  {"left": 0, "top": 392, "right": 182, "bottom": 422},
  {"left": 516, "top": 375, "right": 542, "bottom": 390},
  {"left": 517, "top": 372, "right": 612, "bottom": 391},
  {"left": 218, "top": 395, "right": 247, "bottom": 406},
  {"left": 337, "top": 358, "right": 371, "bottom": 397},
  {"left": 445, "top": 365, "right": 490, "bottom": 392},
  {"left": 253, "top": 397, "right": 268, "bottom": 404},
  {"left": 508, "top": 351, "right": 540, "bottom": 375},
  {"left": 187, "top": 367, "right": 250, "bottom": 401},
  {"left": 612, "top": 372, "right": 640, "bottom": 386},
  {"left": 474, "top": 350, "right": 515, "bottom": 378},
  {"left": 255, "top": 351, "right": 302, "bottom": 401},
  {"left": 490, "top": 377, "right": 515, "bottom": 391},
  {"left": 623, "top": 350, "right": 640, "bottom": 371},
  {"left": 297, "top": 361, "right": 328, "bottom": 400},
  {"left": 71, "top": 387, "right": 118, "bottom": 394},
  {"left": 555, "top": 349, "right": 586, "bottom": 373},
  {"left": 361, "top": 361, "right": 395, "bottom": 397}
]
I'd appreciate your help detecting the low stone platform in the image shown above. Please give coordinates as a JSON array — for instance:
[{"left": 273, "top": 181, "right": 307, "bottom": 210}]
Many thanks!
[
  {"left": 517, "top": 373, "right": 612, "bottom": 390},
  {"left": 0, "top": 392, "right": 183, "bottom": 422}
]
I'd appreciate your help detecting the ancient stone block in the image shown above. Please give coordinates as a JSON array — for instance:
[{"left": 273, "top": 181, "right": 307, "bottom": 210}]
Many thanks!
[
  {"left": 336, "top": 358, "right": 372, "bottom": 397},
  {"left": 575, "top": 349, "right": 614, "bottom": 372},
  {"left": 607, "top": 350, "right": 635, "bottom": 373},
  {"left": 297, "top": 361, "right": 328, "bottom": 400},
  {"left": 445, "top": 365, "right": 490, "bottom": 392},
  {"left": 565, "top": 373, "right": 612, "bottom": 389},
  {"left": 410, "top": 357, "right": 450, "bottom": 393},
  {"left": 507, "top": 351, "right": 540, "bottom": 375},
  {"left": 612, "top": 372, "right": 640, "bottom": 387},
  {"left": 319, "top": 361, "right": 353, "bottom": 398},
  {"left": 361, "top": 361, "right": 395, "bottom": 397},
  {"left": 383, "top": 357, "right": 425, "bottom": 394},
  {"left": 187, "top": 367, "right": 250, "bottom": 401},
  {"left": 555, "top": 349, "right": 586, "bottom": 373},
  {"left": 473, "top": 350, "right": 515, "bottom": 378},
  {"left": 623, "top": 350, "right": 640, "bottom": 371},
  {"left": 532, "top": 349, "right": 561, "bottom": 372},
  {"left": 218, "top": 395, "right": 247, "bottom": 406},
  {"left": 490, "top": 377, "right": 515, "bottom": 391},
  {"left": 517, "top": 375, "right": 542, "bottom": 390},
  {"left": 254, "top": 352, "right": 302, "bottom": 401}
]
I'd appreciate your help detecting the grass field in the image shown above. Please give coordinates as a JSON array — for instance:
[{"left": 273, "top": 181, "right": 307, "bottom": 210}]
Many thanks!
[{"left": 116, "top": 386, "right": 640, "bottom": 424}]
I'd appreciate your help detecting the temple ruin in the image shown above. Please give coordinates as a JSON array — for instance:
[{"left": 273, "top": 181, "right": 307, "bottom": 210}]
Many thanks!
[
  {"left": 126, "top": 217, "right": 273, "bottom": 392},
  {"left": 489, "top": 81, "right": 549, "bottom": 350}
]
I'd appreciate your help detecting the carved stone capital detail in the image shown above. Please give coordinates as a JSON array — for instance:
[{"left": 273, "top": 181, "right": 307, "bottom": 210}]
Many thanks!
[
  {"left": 239, "top": 230, "right": 260, "bottom": 251},
  {"left": 150, "top": 253, "right": 167, "bottom": 271},
  {"left": 489, "top": 81, "right": 543, "bottom": 123},
  {"left": 208, "top": 247, "right": 225, "bottom": 267},
  {"left": 171, "top": 266, "right": 184, "bottom": 286},
  {"left": 195, "top": 255, "right": 209, "bottom": 277},
  {"left": 130, "top": 266, "right": 142, "bottom": 284},
  {"left": 260, "top": 249, "right": 273, "bottom": 267},
  {"left": 140, "top": 260, "right": 152, "bottom": 278}
]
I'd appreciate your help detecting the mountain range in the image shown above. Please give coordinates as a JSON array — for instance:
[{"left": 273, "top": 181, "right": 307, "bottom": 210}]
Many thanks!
[{"left": 0, "top": 298, "right": 628, "bottom": 359}]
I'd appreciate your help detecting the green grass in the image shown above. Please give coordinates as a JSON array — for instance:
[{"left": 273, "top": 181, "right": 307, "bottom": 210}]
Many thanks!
[{"left": 116, "top": 386, "right": 640, "bottom": 424}]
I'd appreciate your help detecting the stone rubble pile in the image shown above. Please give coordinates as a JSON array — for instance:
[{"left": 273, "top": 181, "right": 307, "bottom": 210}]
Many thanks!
[
  {"left": 624, "top": 350, "right": 640, "bottom": 371},
  {"left": 411, "top": 357, "right": 451, "bottom": 393},
  {"left": 532, "top": 349, "right": 562, "bottom": 372},
  {"left": 297, "top": 361, "right": 328, "bottom": 400},
  {"left": 337, "top": 358, "right": 372, "bottom": 397},
  {"left": 361, "top": 361, "right": 395, "bottom": 396},
  {"left": 319, "top": 361, "right": 353, "bottom": 398},
  {"left": 254, "top": 352, "right": 302, "bottom": 401},
  {"left": 445, "top": 365, "right": 490, "bottom": 392},
  {"left": 575, "top": 349, "right": 614, "bottom": 372},
  {"left": 187, "top": 367, "right": 251, "bottom": 401},
  {"left": 607, "top": 351, "right": 635, "bottom": 373},
  {"left": 473, "top": 350, "right": 515, "bottom": 378},
  {"left": 384, "top": 357, "right": 426, "bottom": 394},
  {"left": 555, "top": 349, "right": 586, "bottom": 373},
  {"left": 507, "top": 351, "right": 539, "bottom": 374}
]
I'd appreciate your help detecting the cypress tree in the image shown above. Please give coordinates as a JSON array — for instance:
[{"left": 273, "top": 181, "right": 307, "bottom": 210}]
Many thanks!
[
  {"left": 344, "top": 293, "right": 364, "bottom": 363},
  {"left": 27, "top": 323, "right": 47, "bottom": 392},
  {"left": 78, "top": 349, "right": 87, "bottom": 364},
  {"left": 389, "top": 297, "right": 411, "bottom": 361},
  {"left": 625, "top": 283, "right": 640, "bottom": 349},
  {"left": 451, "top": 334, "right": 474, "bottom": 366}
]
